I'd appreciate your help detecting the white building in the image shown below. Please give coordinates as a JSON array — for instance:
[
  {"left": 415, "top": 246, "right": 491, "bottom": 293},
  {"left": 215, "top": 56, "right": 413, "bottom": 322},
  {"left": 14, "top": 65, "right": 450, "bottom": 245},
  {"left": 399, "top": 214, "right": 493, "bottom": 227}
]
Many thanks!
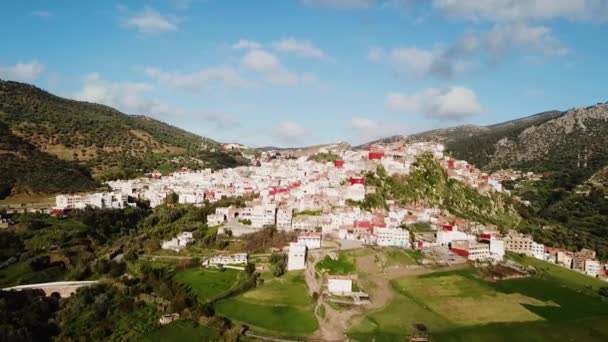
[
  {"left": 585, "top": 259, "right": 601, "bottom": 277},
  {"left": 203, "top": 253, "right": 248, "bottom": 267},
  {"left": 161, "top": 232, "right": 194, "bottom": 252},
  {"left": 276, "top": 207, "right": 293, "bottom": 230},
  {"left": 489, "top": 239, "right": 505, "bottom": 261},
  {"left": 55, "top": 192, "right": 128, "bottom": 210},
  {"left": 207, "top": 213, "right": 225, "bottom": 226},
  {"left": 327, "top": 277, "right": 352, "bottom": 296},
  {"left": 532, "top": 242, "right": 545, "bottom": 260},
  {"left": 436, "top": 226, "right": 474, "bottom": 245},
  {"left": 287, "top": 243, "right": 307, "bottom": 271},
  {"left": 298, "top": 233, "right": 322, "bottom": 249},
  {"left": 374, "top": 227, "right": 409, "bottom": 248}
]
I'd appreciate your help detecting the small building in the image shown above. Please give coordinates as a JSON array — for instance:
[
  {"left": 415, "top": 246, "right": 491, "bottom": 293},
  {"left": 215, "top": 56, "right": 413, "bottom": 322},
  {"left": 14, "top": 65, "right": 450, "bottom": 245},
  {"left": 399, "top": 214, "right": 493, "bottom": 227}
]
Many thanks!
[
  {"left": 161, "top": 232, "right": 194, "bottom": 252},
  {"left": 287, "top": 242, "right": 307, "bottom": 271},
  {"left": 585, "top": 259, "right": 601, "bottom": 277},
  {"left": 298, "top": 233, "right": 322, "bottom": 249},
  {"left": 327, "top": 277, "right": 353, "bottom": 296},
  {"left": 203, "top": 253, "right": 248, "bottom": 267},
  {"left": 451, "top": 240, "right": 490, "bottom": 261},
  {"left": 159, "top": 313, "right": 180, "bottom": 325}
]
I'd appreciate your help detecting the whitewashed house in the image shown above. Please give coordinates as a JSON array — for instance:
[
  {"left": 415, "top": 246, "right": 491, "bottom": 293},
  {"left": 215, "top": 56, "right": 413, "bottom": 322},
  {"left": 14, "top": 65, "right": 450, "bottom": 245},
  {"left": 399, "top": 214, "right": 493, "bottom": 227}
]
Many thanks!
[
  {"left": 161, "top": 232, "right": 194, "bottom": 252},
  {"left": 287, "top": 243, "right": 307, "bottom": 271}
]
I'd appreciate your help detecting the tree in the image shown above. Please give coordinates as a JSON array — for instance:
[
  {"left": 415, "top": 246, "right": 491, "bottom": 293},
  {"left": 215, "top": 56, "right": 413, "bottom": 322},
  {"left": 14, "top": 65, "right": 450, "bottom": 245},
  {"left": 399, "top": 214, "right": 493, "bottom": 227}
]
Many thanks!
[
  {"left": 269, "top": 253, "right": 287, "bottom": 277},
  {"left": 28, "top": 255, "right": 50, "bottom": 271}
]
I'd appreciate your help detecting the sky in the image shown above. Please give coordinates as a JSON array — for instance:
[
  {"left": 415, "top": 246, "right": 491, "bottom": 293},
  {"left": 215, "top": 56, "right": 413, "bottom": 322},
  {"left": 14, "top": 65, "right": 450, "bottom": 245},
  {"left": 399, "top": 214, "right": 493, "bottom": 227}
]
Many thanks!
[{"left": 1, "top": 0, "right": 608, "bottom": 147}]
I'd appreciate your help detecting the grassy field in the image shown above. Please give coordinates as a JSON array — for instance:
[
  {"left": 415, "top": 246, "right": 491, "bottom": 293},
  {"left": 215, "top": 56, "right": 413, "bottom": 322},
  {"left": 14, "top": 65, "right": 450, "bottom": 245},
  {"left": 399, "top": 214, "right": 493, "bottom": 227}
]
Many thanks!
[
  {"left": 140, "top": 320, "right": 222, "bottom": 341},
  {"left": 384, "top": 249, "right": 423, "bottom": 267},
  {"left": 0, "top": 193, "right": 54, "bottom": 205},
  {"left": 0, "top": 261, "right": 66, "bottom": 287},
  {"left": 215, "top": 271, "right": 318, "bottom": 337},
  {"left": 173, "top": 268, "right": 241, "bottom": 303},
  {"left": 509, "top": 253, "right": 607, "bottom": 291},
  {"left": 349, "top": 265, "right": 608, "bottom": 342},
  {"left": 316, "top": 253, "right": 356, "bottom": 275}
]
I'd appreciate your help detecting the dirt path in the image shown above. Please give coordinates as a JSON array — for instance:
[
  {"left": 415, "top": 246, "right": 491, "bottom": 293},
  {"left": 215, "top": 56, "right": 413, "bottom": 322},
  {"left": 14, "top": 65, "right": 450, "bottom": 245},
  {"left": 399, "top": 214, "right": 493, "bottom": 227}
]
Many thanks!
[{"left": 306, "top": 248, "right": 469, "bottom": 341}]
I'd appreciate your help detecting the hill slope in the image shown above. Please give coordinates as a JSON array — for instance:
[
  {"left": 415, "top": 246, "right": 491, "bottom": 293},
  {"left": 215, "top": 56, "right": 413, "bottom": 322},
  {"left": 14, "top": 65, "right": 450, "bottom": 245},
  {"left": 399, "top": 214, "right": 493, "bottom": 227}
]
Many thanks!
[{"left": 0, "top": 79, "right": 246, "bottom": 198}]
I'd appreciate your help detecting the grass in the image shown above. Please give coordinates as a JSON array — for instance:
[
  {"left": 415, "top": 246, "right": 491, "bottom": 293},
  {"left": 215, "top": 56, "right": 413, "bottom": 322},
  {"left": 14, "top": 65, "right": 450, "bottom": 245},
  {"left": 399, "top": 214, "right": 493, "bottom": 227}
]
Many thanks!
[
  {"left": 349, "top": 266, "right": 608, "bottom": 342},
  {"left": 0, "top": 261, "right": 66, "bottom": 287},
  {"left": 173, "top": 268, "right": 241, "bottom": 303},
  {"left": 509, "top": 252, "right": 607, "bottom": 292},
  {"left": 384, "top": 249, "right": 423, "bottom": 267},
  {"left": 317, "top": 304, "right": 326, "bottom": 319},
  {"left": 316, "top": 253, "right": 356, "bottom": 275},
  {"left": 0, "top": 193, "right": 54, "bottom": 205},
  {"left": 215, "top": 271, "right": 318, "bottom": 337},
  {"left": 140, "top": 320, "right": 222, "bottom": 341}
]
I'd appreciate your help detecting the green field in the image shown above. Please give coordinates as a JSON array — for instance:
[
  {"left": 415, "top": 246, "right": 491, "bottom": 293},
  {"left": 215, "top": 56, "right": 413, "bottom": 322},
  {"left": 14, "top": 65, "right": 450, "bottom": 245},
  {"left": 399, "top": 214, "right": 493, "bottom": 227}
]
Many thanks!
[
  {"left": 173, "top": 268, "right": 241, "bottom": 303},
  {"left": 215, "top": 271, "right": 318, "bottom": 337},
  {"left": 384, "top": 249, "right": 423, "bottom": 267},
  {"left": 140, "top": 320, "right": 222, "bottom": 341},
  {"left": 0, "top": 261, "right": 66, "bottom": 287},
  {"left": 316, "top": 253, "right": 356, "bottom": 275},
  {"left": 349, "top": 265, "right": 608, "bottom": 342}
]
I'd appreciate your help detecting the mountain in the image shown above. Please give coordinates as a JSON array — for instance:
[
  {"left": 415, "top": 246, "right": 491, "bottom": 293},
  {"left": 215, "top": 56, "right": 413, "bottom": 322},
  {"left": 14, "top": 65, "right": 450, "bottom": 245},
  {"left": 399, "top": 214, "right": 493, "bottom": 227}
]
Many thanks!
[{"left": 0, "top": 79, "right": 247, "bottom": 198}]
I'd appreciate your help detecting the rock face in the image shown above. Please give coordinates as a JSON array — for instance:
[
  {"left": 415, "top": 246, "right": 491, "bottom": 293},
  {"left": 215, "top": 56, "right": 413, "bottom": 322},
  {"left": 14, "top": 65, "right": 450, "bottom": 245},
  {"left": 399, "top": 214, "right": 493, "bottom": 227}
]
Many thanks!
[{"left": 487, "top": 104, "right": 608, "bottom": 172}]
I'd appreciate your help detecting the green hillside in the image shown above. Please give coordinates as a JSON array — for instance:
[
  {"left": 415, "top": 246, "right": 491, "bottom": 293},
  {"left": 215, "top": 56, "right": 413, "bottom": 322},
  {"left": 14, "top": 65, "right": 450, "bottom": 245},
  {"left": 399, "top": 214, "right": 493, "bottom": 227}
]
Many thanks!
[{"left": 0, "top": 79, "right": 248, "bottom": 198}]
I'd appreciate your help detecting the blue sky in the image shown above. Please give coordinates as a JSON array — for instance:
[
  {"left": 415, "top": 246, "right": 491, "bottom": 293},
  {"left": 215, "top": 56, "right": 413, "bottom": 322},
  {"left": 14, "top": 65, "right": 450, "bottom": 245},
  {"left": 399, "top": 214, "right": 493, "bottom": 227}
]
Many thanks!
[{"left": 1, "top": 0, "right": 607, "bottom": 147}]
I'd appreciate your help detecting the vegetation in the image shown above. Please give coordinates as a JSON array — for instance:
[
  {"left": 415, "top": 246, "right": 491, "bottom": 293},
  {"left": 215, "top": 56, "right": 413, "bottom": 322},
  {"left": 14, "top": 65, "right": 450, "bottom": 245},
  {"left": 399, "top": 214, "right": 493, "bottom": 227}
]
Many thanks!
[
  {"left": 269, "top": 252, "right": 288, "bottom": 277},
  {"left": 173, "top": 268, "right": 241, "bottom": 303},
  {"left": 316, "top": 253, "right": 356, "bottom": 275},
  {"left": 308, "top": 152, "right": 340, "bottom": 163},
  {"left": 242, "top": 227, "right": 297, "bottom": 253},
  {"left": 0, "top": 80, "right": 248, "bottom": 198},
  {"left": 349, "top": 265, "right": 608, "bottom": 341},
  {"left": 352, "top": 154, "right": 520, "bottom": 229},
  {"left": 215, "top": 271, "right": 318, "bottom": 337},
  {"left": 0, "top": 290, "right": 60, "bottom": 342},
  {"left": 141, "top": 320, "right": 222, "bottom": 341}
]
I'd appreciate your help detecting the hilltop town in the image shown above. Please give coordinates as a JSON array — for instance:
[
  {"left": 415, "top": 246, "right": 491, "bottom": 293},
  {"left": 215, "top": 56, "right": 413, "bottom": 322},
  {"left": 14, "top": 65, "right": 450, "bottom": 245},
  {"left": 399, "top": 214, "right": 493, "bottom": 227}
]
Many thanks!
[{"left": 53, "top": 140, "right": 607, "bottom": 281}]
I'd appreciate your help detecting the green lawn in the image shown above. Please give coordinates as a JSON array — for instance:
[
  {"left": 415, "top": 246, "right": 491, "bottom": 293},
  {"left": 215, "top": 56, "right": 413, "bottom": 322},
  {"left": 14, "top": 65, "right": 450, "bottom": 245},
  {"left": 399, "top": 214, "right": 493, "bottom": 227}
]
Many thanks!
[
  {"left": 173, "top": 268, "right": 241, "bottom": 303},
  {"left": 349, "top": 267, "right": 608, "bottom": 342},
  {"left": 316, "top": 253, "right": 356, "bottom": 275},
  {"left": 140, "top": 320, "right": 222, "bottom": 341},
  {"left": 215, "top": 271, "right": 318, "bottom": 337}
]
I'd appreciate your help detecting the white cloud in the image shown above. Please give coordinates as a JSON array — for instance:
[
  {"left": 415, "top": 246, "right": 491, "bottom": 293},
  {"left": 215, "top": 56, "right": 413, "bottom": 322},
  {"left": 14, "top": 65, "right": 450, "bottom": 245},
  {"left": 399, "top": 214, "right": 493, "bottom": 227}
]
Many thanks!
[
  {"left": 272, "top": 38, "right": 328, "bottom": 60},
  {"left": 385, "top": 86, "right": 482, "bottom": 120},
  {"left": 274, "top": 122, "right": 307, "bottom": 144},
  {"left": 351, "top": 117, "right": 405, "bottom": 142},
  {"left": 31, "top": 10, "right": 54, "bottom": 18},
  {"left": 124, "top": 8, "right": 178, "bottom": 34},
  {"left": 0, "top": 60, "right": 45, "bottom": 83},
  {"left": 433, "top": 0, "right": 608, "bottom": 22},
  {"left": 367, "top": 47, "right": 385, "bottom": 62},
  {"left": 232, "top": 39, "right": 262, "bottom": 50},
  {"left": 74, "top": 73, "right": 171, "bottom": 117},
  {"left": 145, "top": 67, "right": 254, "bottom": 92},
  {"left": 384, "top": 22, "right": 565, "bottom": 79},
  {"left": 242, "top": 49, "right": 317, "bottom": 85},
  {"left": 301, "top": 0, "right": 371, "bottom": 9}
]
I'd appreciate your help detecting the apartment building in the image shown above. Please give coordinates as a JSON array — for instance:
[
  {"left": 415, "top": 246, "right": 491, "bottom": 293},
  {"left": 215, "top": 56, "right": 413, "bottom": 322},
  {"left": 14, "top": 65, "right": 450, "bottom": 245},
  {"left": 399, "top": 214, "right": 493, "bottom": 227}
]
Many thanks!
[{"left": 374, "top": 227, "right": 410, "bottom": 248}]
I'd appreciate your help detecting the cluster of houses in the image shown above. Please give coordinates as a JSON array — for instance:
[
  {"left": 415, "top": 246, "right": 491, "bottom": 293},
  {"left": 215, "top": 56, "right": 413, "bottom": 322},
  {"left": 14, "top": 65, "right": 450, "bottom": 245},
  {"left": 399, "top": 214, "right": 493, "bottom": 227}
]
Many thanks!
[{"left": 50, "top": 139, "right": 608, "bottom": 280}]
